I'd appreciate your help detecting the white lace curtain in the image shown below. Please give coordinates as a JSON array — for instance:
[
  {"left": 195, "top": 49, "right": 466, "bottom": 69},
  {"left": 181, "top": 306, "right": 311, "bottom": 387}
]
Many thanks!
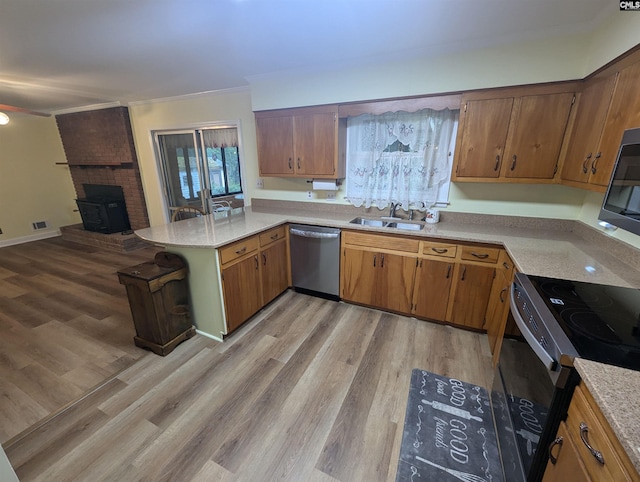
[{"left": 345, "top": 108, "right": 458, "bottom": 210}]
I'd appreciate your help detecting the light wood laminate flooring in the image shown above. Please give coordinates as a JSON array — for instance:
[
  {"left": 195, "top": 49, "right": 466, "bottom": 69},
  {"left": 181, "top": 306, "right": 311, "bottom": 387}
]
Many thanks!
[
  {"left": 0, "top": 236, "right": 161, "bottom": 443},
  {"left": 5, "top": 289, "right": 494, "bottom": 481}
]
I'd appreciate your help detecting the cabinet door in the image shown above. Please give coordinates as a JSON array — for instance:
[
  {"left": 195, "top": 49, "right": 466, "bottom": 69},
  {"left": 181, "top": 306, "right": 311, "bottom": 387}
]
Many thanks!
[
  {"left": 341, "top": 247, "right": 378, "bottom": 306},
  {"left": 376, "top": 252, "right": 417, "bottom": 314},
  {"left": 221, "top": 255, "right": 263, "bottom": 333},
  {"left": 503, "top": 92, "right": 574, "bottom": 179},
  {"left": 448, "top": 263, "right": 495, "bottom": 329},
  {"left": 485, "top": 267, "right": 511, "bottom": 366},
  {"left": 454, "top": 97, "right": 513, "bottom": 178},
  {"left": 261, "top": 239, "right": 289, "bottom": 305},
  {"left": 561, "top": 75, "right": 617, "bottom": 185},
  {"left": 412, "top": 258, "right": 453, "bottom": 321},
  {"left": 294, "top": 112, "right": 337, "bottom": 177},
  {"left": 595, "top": 61, "right": 640, "bottom": 187},
  {"left": 542, "top": 422, "right": 592, "bottom": 482},
  {"left": 256, "top": 116, "right": 295, "bottom": 175}
]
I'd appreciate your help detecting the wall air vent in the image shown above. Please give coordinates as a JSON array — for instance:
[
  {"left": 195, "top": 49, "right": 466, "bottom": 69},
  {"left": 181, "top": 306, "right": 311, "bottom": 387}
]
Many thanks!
[{"left": 32, "top": 220, "right": 48, "bottom": 230}]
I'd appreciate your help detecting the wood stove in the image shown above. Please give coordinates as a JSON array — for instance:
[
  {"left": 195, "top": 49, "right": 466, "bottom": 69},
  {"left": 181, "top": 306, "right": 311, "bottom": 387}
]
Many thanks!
[{"left": 76, "top": 184, "right": 131, "bottom": 234}]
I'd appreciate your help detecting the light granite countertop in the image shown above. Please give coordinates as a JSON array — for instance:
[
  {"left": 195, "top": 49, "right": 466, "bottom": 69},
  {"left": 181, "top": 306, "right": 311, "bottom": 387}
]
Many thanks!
[
  {"left": 135, "top": 201, "right": 640, "bottom": 471},
  {"left": 135, "top": 203, "right": 640, "bottom": 288},
  {"left": 574, "top": 358, "right": 640, "bottom": 473}
]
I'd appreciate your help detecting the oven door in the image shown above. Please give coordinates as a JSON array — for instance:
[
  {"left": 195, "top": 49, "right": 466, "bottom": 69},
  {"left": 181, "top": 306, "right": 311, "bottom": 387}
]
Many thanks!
[{"left": 491, "top": 284, "right": 566, "bottom": 482}]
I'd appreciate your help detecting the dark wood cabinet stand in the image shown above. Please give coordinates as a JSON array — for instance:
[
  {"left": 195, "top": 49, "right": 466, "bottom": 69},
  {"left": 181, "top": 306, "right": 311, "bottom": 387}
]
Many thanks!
[{"left": 118, "top": 256, "right": 196, "bottom": 356}]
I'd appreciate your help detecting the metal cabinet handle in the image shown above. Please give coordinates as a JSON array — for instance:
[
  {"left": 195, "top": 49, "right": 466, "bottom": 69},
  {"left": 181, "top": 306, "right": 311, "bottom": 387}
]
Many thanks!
[
  {"left": 297, "top": 157, "right": 301, "bottom": 169},
  {"left": 582, "top": 153, "right": 592, "bottom": 174},
  {"left": 591, "top": 152, "right": 601, "bottom": 175},
  {"left": 432, "top": 247, "right": 448, "bottom": 254},
  {"left": 510, "top": 154, "right": 517, "bottom": 171},
  {"left": 446, "top": 264, "right": 452, "bottom": 279},
  {"left": 262, "top": 253, "right": 267, "bottom": 265},
  {"left": 548, "top": 436, "right": 563, "bottom": 465},
  {"left": 381, "top": 254, "right": 385, "bottom": 268},
  {"left": 471, "top": 252, "right": 489, "bottom": 259},
  {"left": 235, "top": 246, "right": 247, "bottom": 255},
  {"left": 461, "top": 266, "right": 467, "bottom": 281},
  {"left": 254, "top": 255, "right": 259, "bottom": 270},
  {"left": 579, "top": 422, "right": 605, "bottom": 465},
  {"left": 270, "top": 233, "right": 279, "bottom": 240},
  {"left": 373, "top": 255, "right": 376, "bottom": 267},
  {"left": 288, "top": 158, "right": 292, "bottom": 170},
  {"left": 494, "top": 155, "right": 500, "bottom": 171},
  {"left": 502, "top": 262, "right": 510, "bottom": 269},
  {"left": 499, "top": 287, "right": 508, "bottom": 303}
]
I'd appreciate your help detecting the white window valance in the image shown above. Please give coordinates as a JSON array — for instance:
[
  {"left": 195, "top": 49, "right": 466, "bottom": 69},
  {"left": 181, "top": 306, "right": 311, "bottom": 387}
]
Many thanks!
[{"left": 346, "top": 108, "right": 458, "bottom": 210}]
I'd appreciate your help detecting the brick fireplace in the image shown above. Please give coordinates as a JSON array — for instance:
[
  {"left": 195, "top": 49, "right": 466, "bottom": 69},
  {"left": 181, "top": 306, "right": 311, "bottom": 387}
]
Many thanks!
[{"left": 56, "top": 106, "right": 151, "bottom": 250}]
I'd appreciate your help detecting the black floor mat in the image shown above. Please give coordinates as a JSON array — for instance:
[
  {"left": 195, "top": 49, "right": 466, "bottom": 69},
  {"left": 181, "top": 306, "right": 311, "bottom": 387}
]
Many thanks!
[{"left": 396, "top": 369, "right": 504, "bottom": 482}]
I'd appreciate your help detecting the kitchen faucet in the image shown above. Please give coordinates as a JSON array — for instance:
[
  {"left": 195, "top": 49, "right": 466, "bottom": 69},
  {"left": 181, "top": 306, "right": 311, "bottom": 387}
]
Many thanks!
[{"left": 389, "top": 202, "right": 398, "bottom": 218}]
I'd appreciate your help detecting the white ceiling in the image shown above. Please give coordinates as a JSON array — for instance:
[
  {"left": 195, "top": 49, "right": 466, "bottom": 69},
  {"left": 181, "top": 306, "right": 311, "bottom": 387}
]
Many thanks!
[{"left": 0, "top": 0, "right": 614, "bottom": 114}]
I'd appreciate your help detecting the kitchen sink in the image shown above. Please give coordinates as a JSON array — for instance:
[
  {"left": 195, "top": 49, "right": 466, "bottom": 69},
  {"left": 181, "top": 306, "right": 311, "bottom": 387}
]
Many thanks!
[
  {"left": 386, "top": 222, "right": 423, "bottom": 231},
  {"left": 349, "top": 217, "right": 387, "bottom": 227},
  {"left": 349, "top": 217, "right": 424, "bottom": 231}
]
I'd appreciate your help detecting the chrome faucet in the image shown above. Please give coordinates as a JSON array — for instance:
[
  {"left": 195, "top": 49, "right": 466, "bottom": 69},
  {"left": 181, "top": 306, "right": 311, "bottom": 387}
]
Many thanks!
[{"left": 389, "top": 202, "right": 398, "bottom": 218}]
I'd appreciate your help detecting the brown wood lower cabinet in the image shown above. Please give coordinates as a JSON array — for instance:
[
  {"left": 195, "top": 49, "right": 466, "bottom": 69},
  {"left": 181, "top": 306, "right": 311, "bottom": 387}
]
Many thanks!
[
  {"left": 341, "top": 246, "right": 416, "bottom": 313},
  {"left": 221, "top": 255, "right": 263, "bottom": 333},
  {"left": 412, "top": 258, "right": 453, "bottom": 321},
  {"left": 543, "top": 421, "right": 591, "bottom": 482},
  {"left": 341, "top": 229, "right": 507, "bottom": 333},
  {"left": 543, "top": 382, "right": 639, "bottom": 482},
  {"left": 485, "top": 252, "right": 515, "bottom": 365},
  {"left": 447, "top": 262, "right": 495, "bottom": 330},
  {"left": 219, "top": 225, "right": 290, "bottom": 334},
  {"left": 261, "top": 238, "right": 289, "bottom": 305}
]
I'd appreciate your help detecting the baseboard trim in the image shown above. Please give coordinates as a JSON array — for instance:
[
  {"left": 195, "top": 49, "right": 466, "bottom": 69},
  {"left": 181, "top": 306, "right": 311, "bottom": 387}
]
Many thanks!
[
  {"left": 0, "top": 230, "right": 61, "bottom": 248},
  {"left": 195, "top": 329, "right": 223, "bottom": 343}
]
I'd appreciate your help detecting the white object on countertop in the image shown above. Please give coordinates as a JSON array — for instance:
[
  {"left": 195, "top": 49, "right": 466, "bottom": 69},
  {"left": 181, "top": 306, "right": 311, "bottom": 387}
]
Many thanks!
[
  {"left": 425, "top": 208, "right": 440, "bottom": 223},
  {"left": 312, "top": 180, "right": 338, "bottom": 191}
]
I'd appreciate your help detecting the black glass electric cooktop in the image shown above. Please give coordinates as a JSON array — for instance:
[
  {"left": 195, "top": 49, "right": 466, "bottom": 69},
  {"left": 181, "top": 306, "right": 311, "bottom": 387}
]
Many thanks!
[{"left": 527, "top": 275, "right": 640, "bottom": 371}]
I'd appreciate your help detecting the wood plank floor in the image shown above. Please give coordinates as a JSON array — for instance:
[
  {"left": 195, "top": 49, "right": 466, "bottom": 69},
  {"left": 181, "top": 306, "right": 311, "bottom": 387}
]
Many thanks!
[
  {"left": 0, "top": 236, "right": 161, "bottom": 443},
  {"left": 5, "top": 290, "right": 494, "bottom": 481}
]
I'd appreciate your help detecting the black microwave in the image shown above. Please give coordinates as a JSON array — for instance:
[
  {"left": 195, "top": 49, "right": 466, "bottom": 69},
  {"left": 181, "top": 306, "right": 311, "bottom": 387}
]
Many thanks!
[{"left": 599, "top": 127, "right": 640, "bottom": 236}]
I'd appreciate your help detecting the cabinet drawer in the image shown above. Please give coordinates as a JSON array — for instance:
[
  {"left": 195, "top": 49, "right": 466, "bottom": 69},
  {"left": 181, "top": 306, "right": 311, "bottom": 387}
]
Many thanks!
[
  {"left": 566, "top": 384, "right": 633, "bottom": 482},
  {"left": 259, "top": 226, "right": 286, "bottom": 247},
  {"left": 422, "top": 241, "right": 457, "bottom": 258},
  {"left": 219, "top": 236, "right": 259, "bottom": 265},
  {"left": 343, "top": 230, "right": 419, "bottom": 253},
  {"left": 460, "top": 246, "right": 501, "bottom": 264}
]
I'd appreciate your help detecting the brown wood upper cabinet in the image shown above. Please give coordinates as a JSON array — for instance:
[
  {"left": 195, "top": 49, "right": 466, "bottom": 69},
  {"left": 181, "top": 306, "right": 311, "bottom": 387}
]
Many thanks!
[
  {"left": 255, "top": 104, "right": 346, "bottom": 179},
  {"left": 560, "top": 74, "right": 617, "bottom": 190},
  {"left": 589, "top": 60, "right": 640, "bottom": 187},
  {"left": 453, "top": 86, "right": 576, "bottom": 182}
]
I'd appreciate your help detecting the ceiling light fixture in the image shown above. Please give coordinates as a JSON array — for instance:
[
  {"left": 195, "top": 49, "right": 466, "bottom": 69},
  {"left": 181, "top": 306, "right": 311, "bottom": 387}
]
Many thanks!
[{"left": 0, "top": 112, "right": 9, "bottom": 125}]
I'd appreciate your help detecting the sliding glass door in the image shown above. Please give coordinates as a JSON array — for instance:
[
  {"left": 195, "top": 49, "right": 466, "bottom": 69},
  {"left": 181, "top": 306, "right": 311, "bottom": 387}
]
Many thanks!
[{"left": 155, "top": 125, "right": 243, "bottom": 220}]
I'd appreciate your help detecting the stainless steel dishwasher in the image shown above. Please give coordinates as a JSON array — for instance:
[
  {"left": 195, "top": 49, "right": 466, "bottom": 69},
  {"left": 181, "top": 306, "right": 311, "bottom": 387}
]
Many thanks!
[{"left": 289, "top": 224, "right": 341, "bottom": 300}]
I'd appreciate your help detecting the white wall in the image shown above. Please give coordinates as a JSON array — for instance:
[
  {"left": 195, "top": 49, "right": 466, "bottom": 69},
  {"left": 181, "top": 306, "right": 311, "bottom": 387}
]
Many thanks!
[{"left": 0, "top": 115, "right": 79, "bottom": 244}]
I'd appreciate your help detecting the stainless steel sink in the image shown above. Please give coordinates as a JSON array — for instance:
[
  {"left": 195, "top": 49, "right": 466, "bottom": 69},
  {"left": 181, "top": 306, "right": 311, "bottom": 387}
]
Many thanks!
[
  {"left": 386, "top": 221, "right": 424, "bottom": 231},
  {"left": 349, "top": 217, "right": 424, "bottom": 231},
  {"left": 349, "top": 217, "right": 387, "bottom": 227}
]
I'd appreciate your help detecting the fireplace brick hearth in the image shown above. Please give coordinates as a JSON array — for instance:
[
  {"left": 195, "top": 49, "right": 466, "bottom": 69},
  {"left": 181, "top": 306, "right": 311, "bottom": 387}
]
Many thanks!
[{"left": 56, "top": 106, "right": 150, "bottom": 232}]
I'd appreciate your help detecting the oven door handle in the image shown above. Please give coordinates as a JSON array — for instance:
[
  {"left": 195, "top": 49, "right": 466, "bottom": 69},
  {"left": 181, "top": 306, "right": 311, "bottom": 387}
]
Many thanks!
[{"left": 510, "top": 283, "right": 556, "bottom": 371}]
